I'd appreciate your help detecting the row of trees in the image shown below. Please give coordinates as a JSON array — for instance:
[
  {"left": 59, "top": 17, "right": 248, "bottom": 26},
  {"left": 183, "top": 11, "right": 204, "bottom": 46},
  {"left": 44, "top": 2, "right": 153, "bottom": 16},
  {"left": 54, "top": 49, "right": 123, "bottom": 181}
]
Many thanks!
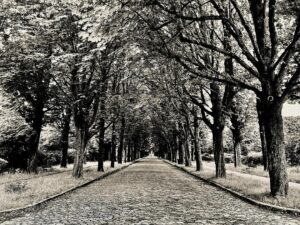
[
  {"left": 119, "top": 0, "right": 299, "bottom": 197},
  {"left": 0, "top": 0, "right": 299, "bottom": 198},
  {"left": 0, "top": 0, "right": 151, "bottom": 178}
]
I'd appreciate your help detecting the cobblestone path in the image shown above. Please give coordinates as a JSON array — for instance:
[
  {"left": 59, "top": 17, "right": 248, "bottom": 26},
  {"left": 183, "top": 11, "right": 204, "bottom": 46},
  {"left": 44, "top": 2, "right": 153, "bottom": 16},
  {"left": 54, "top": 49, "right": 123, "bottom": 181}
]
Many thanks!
[{"left": 2, "top": 158, "right": 300, "bottom": 225}]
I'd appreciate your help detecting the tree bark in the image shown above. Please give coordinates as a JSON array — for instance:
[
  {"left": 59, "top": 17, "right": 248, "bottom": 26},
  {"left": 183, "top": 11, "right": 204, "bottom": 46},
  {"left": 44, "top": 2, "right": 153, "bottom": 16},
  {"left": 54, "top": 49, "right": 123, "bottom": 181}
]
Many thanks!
[
  {"left": 118, "top": 115, "right": 126, "bottom": 164},
  {"left": 172, "top": 131, "right": 178, "bottom": 163},
  {"left": 26, "top": 130, "right": 41, "bottom": 173},
  {"left": 262, "top": 101, "right": 288, "bottom": 196},
  {"left": 193, "top": 114, "right": 203, "bottom": 171},
  {"left": 127, "top": 140, "right": 131, "bottom": 162},
  {"left": 111, "top": 120, "right": 116, "bottom": 168},
  {"left": 133, "top": 141, "right": 137, "bottom": 161},
  {"left": 97, "top": 116, "right": 105, "bottom": 172},
  {"left": 27, "top": 106, "right": 44, "bottom": 173},
  {"left": 212, "top": 127, "right": 226, "bottom": 178},
  {"left": 230, "top": 112, "right": 243, "bottom": 167},
  {"left": 60, "top": 107, "right": 71, "bottom": 168},
  {"left": 233, "top": 136, "right": 242, "bottom": 168},
  {"left": 211, "top": 83, "right": 226, "bottom": 178},
  {"left": 124, "top": 142, "right": 127, "bottom": 163},
  {"left": 184, "top": 123, "right": 192, "bottom": 167},
  {"left": 72, "top": 124, "right": 87, "bottom": 178},
  {"left": 178, "top": 137, "right": 184, "bottom": 164},
  {"left": 256, "top": 99, "right": 269, "bottom": 171}
]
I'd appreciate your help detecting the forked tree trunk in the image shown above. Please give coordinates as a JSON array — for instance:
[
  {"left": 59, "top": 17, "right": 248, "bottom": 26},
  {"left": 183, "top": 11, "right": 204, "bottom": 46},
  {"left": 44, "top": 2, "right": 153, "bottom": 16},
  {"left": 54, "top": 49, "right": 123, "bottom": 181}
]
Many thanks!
[
  {"left": 73, "top": 125, "right": 87, "bottom": 178},
  {"left": 263, "top": 101, "right": 288, "bottom": 196},
  {"left": 60, "top": 107, "right": 71, "bottom": 168}
]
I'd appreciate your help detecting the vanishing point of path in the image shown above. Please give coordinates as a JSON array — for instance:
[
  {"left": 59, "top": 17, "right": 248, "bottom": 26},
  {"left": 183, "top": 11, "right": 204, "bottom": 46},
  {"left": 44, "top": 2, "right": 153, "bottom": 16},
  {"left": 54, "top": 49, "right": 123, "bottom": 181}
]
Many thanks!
[{"left": 2, "top": 158, "right": 300, "bottom": 225}]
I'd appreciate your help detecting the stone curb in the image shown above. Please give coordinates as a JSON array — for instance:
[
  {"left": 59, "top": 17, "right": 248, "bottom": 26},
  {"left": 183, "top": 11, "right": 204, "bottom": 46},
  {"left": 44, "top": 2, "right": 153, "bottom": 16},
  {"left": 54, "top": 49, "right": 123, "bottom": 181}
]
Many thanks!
[
  {"left": 0, "top": 160, "right": 139, "bottom": 221},
  {"left": 163, "top": 159, "right": 300, "bottom": 217}
]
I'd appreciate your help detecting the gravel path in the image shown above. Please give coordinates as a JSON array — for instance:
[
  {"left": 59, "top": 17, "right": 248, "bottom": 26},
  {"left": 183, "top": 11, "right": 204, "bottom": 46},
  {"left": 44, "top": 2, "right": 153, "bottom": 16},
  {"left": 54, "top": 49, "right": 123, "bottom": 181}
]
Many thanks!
[{"left": 1, "top": 158, "right": 299, "bottom": 225}]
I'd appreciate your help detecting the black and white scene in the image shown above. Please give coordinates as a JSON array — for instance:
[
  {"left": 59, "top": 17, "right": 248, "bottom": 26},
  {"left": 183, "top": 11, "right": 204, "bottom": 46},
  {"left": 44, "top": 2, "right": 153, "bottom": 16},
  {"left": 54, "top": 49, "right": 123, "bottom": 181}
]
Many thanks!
[{"left": 0, "top": 0, "right": 300, "bottom": 224}]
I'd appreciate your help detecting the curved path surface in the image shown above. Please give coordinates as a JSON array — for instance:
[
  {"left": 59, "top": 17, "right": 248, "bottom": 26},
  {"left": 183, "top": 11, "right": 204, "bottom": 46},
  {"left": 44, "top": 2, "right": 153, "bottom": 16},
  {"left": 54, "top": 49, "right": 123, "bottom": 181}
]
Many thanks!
[{"left": 1, "top": 158, "right": 299, "bottom": 225}]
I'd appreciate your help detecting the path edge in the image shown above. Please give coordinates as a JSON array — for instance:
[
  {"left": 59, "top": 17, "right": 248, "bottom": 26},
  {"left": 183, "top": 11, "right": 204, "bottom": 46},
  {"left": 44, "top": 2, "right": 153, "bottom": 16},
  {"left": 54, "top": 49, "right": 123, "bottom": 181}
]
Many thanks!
[
  {"left": 0, "top": 160, "right": 139, "bottom": 220},
  {"left": 163, "top": 159, "right": 300, "bottom": 217}
]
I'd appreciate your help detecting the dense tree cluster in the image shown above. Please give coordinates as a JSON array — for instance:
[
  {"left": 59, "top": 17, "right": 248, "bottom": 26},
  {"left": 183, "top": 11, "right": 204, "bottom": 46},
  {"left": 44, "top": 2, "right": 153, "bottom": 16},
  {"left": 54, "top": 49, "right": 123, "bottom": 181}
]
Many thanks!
[{"left": 0, "top": 0, "right": 299, "bottom": 198}]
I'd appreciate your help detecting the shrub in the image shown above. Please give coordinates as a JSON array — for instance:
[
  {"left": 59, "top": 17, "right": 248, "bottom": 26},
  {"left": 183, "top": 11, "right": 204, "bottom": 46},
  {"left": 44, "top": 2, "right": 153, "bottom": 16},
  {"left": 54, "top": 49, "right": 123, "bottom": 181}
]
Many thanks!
[
  {"left": 243, "top": 152, "right": 263, "bottom": 167},
  {"left": 286, "top": 140, "right": 300, "bottom": 166},
  {"left": 36, "top": 150, "right": 61, "bottom": 168},
  {"left": 202, "top": 153, "right": 214, "bottom": 161},
  {"left": 0, "top": 158, "right": 8, "bottom": 172},
  {"left": 5, "top": 181, "right": 27, "bottom": 193},
  {"left": 224, "top": 153, "right": 234, "bottom": 164},
  {"left": 0, "top": 130, "right": 30, "bottom": 170}
]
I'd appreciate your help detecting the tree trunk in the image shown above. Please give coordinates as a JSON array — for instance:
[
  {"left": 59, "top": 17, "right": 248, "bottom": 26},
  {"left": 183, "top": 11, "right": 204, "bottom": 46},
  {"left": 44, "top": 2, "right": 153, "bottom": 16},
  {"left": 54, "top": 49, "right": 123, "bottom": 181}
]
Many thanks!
[
  {"left": 230, "top": 112, "right": 243, "bottom": 167},
  {"left": 256, "top": 99, "right": 269, "bottom": 171},
  {"left": 60, "top": 107, "right": 71, "bottom": 168},
  {"left": 72, "top": 125, "right": 87, "bottom": 178},
  {"left": 233, "top": 138, "right": 242, "bottom": 168},
  {"left": 211, "top": 82, "right": 226, "bottom": 178},
  {"left": 127, "top": 141, "right": 131, "bottom": 162},
  {"left": 213, "top": 127, "right": 226, "bottom": 178},
  {"left": 26, "top": 130, "right": 41, "bottom": 173},
  {"left": 172, "top": 131, "right": 178, "bottom": 163},
  {"left": 191, "top": 142, "right": 195, "bottom": 161},
  {"left": 111, "top": 120, "right": 116, "bottom": 168},
  {"left": 178, "top": 138, "right": 184, "bottom": 164},
  {"left": 194, "top": 115, "right": 203, "bottom": 171},
  {"left": 133, "top": 141, "right": 137, "bottom": 161},
  {"left": 185, "top": 139, "right": 192, "bottom": 167},
  {"left": 118, "top": 115, "right": 125, "bottom": 164},
  {"left": 263, "top": 101, "right": 288, "bottom": 196},
  {"left": 123, "top": 141, "right": 127, "bottom": 163},
  {"left": 184, "top": 123, "right": 192, "bottom": 167},
  {"left": 27, "top": 107, "right": 44, "bottom": 173},
  {"left": 97, "top": 116, "right": 105, "bottom": 172}
]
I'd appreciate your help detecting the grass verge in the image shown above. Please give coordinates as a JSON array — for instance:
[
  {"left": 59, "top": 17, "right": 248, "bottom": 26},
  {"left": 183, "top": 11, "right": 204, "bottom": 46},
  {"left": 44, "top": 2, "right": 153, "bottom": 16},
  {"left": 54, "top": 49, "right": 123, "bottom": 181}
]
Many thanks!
[
  {"left": 182, "top": 162, "right": 300, "bottom": 210},
  {"left": 201, "top": 161, "right": 300, "bottom": 184},
  {"left": 0, "top": 162, "right": 129, "bottom": 211}
]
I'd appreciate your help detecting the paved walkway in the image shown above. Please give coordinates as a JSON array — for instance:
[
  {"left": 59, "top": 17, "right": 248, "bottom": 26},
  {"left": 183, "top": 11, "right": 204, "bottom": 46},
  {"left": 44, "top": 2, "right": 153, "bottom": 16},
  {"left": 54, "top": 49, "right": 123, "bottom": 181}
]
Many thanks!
[{"left": 1, "top": 158, "right": 300, "bottom": 225}]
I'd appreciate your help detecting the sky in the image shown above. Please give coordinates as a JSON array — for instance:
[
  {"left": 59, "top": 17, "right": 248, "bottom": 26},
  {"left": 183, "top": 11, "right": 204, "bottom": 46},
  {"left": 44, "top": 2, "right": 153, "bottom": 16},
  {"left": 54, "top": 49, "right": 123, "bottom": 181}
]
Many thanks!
[{"left": 282, "top": 103, "right": 300, "bottom": 117}]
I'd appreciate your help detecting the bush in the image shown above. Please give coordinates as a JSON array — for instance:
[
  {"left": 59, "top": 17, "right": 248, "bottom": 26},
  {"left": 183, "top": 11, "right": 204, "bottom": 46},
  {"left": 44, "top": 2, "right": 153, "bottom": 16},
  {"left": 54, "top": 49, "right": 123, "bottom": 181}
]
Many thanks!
[
  {"left": 0, "top": 158, "right": 8, "bottom": 172},
  {"left": 224, "top": 153, "right": 234, "bottom": 164},
  {"left": 202, "top": 153, "right": 214, "bottom": 161},
  {"left": 243, "top": 152, "right": 263, "bottom": 167},
  {"left": 36, "top": 150, "right": 61, "bottom": 168},
  {"left": 0, "top": 130, "right": 30, "bottom": 170},
  {"left": 284, "top": 116, "right": 300, "bottom": 166},
  {"left": 286, "top": 140, "right": 300, "bottom": 166},
  {"left": 5, "top": 181, "right": 27, "bottom": 193}
]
